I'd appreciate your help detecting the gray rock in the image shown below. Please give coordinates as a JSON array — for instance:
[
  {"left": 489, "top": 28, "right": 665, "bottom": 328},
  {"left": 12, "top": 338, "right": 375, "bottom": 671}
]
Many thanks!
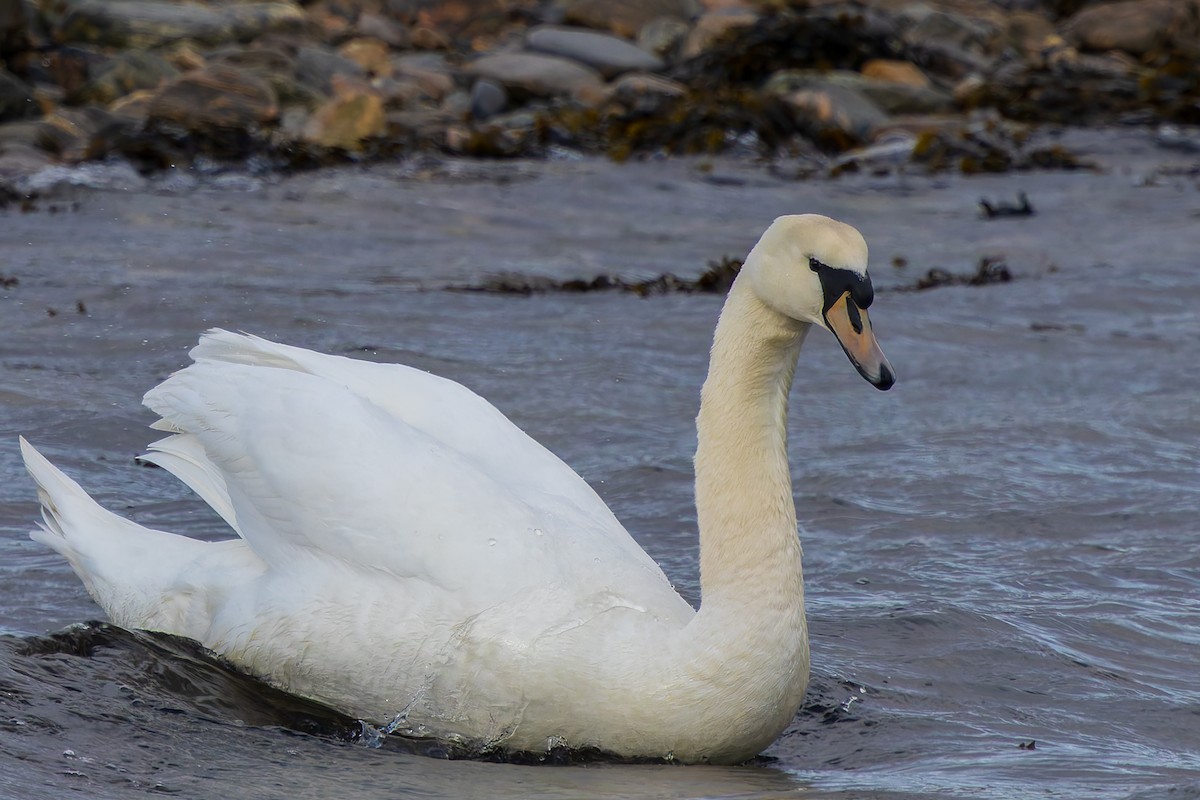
[
  {"left": 0, "top": 69, "right": 36, "bottom": 123},
  {"left": 295, "top": 46, "right": 365, "bottom": 96},
  {"left": 465, "top": 52, "right": 603, "bottom": 100},
  {"left": 470, "top": 78, "right": 508, "bottom": 120},
  {"left": 525, "top": 25, "right": 663, "bottom": 79}
]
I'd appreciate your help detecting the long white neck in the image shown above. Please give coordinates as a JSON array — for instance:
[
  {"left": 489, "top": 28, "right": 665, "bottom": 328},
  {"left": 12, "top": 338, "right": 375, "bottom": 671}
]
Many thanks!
[
  {"left": 652, "top": 272, "right": 811, "bottom": 758},
  {"left": 693, "top": 274, "right": 808, "bottom": 616}
]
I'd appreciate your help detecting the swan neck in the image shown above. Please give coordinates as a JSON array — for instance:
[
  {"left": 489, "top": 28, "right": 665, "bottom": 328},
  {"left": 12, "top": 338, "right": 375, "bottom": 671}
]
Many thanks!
[{"left": 694, "top": 276, "right": 808, "bottom": 610}]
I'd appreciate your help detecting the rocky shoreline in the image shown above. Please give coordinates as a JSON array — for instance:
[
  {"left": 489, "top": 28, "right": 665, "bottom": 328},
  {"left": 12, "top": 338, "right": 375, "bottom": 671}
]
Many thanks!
[{"left": 0, "top": 0, "right": 1197, "bottom": 185}]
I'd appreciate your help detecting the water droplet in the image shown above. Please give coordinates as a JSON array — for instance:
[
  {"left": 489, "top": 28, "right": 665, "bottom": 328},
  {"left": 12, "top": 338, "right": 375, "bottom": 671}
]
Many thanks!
[
  {"left": 488, "top": 538, "right": 497, "bottom": 547},
  {"left": 533, "top": 528, "right": 544, "bottom": 536}
]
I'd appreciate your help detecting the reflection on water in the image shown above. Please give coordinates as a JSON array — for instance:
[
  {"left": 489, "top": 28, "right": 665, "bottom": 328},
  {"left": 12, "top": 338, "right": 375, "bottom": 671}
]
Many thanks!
[{"left": 2, "top": 134, "right": 1199, "bottom": 799}]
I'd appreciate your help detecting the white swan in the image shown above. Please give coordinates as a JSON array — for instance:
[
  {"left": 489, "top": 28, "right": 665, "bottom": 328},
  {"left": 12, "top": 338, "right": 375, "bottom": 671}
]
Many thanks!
[{"left": 21, "top": 214, "right": 894, "bottom": 765}]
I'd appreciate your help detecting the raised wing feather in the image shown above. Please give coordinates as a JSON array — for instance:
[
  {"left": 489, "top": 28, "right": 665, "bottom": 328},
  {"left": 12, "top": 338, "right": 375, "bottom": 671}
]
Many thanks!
[{"left": 141, "top": 331, "right": 677, "bottom": 602}]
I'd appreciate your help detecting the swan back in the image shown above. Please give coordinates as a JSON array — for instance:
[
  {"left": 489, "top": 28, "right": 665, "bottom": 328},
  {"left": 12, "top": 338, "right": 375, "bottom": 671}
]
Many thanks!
[{"left": 144, "top": 331, "right": 686, "bottom": 611}]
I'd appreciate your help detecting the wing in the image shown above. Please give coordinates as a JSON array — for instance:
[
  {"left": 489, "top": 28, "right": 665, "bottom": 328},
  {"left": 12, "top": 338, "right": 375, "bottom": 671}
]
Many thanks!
[{"left": 140, "top": 331, "right": 678, "bottom": 603}]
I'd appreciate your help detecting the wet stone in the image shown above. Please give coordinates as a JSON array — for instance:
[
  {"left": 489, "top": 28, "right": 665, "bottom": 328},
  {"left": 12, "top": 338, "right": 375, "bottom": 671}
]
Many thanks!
[
  {"left": 302, "top": 80, "right": 385, "bottom": 151},
  {"left": 525, "top": 25, "right": 664, "bottom": 79},
  {"left": 470, "top": 78, "right": 508, "bottom": 120},
  {"left": 1061, "top": 0, "right": 1198, "bottom": 57},
  {"left": 465, "top": 52, "right": 603, "bottom": 101},
  {"left": 148, "top": 64, "right": 278, "bottom": 133}
]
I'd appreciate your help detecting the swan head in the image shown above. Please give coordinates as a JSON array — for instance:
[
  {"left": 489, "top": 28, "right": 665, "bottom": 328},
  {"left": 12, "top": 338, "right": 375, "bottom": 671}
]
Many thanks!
[{"left": 744, "top": 214, "right": 895, "bottom": 391}]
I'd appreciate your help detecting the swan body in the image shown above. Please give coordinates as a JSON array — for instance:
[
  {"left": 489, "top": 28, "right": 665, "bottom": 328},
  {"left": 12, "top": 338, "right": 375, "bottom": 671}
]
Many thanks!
[{"left": 22, "top": 214, "right": 894, "bottom": 764}]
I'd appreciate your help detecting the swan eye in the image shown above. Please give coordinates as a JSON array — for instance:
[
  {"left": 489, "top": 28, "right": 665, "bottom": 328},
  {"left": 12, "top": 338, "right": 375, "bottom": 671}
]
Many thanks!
[{"left": 808, "top": 256, "right": 823, "bottom": 273}]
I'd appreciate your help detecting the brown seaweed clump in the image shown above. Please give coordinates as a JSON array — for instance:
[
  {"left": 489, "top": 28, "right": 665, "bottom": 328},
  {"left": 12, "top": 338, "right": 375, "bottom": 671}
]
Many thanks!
[
  {"left": 912, "top": 257, "right": 1013, "bottom": 291},
  {"left": 454, "top": 256, "right": 744, "bottom": 296}
]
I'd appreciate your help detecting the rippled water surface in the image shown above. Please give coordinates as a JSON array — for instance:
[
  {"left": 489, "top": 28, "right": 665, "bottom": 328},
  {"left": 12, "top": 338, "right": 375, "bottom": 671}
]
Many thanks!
[{"left": 2, "top": 130, "right": 1199, "bottom": 799}]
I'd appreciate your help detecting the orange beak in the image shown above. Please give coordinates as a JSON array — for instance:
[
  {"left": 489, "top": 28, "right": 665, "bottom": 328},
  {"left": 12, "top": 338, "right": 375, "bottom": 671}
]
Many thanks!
[{"left": 824, "top": 291, "right": 895, "bottom": 391}]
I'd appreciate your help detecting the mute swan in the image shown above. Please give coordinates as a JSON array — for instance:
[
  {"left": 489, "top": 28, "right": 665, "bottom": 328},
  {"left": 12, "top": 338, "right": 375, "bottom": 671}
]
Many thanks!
[{"left": 21, "top": 214, "right": 894, "bottom": 765}]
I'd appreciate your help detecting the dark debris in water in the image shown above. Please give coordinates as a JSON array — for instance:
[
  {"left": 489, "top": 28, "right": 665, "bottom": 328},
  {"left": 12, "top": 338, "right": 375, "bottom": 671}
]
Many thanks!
[
  {"left": 454, "top": 256, "right": 743, "bottom": 297},
  {"left": 980, "top": 192, "right": 1035, "bottom": 219},
  {"left": 907, "top": 257, "right": 1014, "bottom": 292},
  {"left": 452, "top": 253, "right": 1024, "bottom": 298}
]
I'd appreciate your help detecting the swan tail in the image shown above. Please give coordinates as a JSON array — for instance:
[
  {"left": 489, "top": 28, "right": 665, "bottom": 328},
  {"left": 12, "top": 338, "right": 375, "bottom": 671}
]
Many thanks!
[{"left": 19, "top": 437, "right": 239, "bottom": 633}]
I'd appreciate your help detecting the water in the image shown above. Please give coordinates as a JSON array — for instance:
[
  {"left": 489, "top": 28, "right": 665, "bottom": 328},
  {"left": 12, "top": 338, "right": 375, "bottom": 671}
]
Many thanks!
[{"left": 1, "top": 129, "right": 1199, "bottom": 799}]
